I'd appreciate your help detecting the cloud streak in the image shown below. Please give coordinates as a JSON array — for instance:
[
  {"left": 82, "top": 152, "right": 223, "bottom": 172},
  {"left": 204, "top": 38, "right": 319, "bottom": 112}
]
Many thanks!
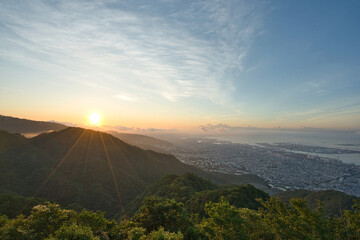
[
  {"left": 0, "top": 0, "right": 264, "bottom": 103},
  {"left": 200, "top": 123, "right": 258, "bottom": 132}
]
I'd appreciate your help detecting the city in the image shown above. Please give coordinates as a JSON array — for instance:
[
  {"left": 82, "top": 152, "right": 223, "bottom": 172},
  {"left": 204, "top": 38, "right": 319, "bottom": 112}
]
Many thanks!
[{"left": 165, "top": 138, "right": 360, "bottom": 196}]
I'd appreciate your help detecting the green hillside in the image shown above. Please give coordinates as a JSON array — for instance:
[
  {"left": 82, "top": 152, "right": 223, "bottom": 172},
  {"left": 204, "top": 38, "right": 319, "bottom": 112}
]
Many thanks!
[
  {"left": 1, "top": 190, "right": 359, "bottom": 239},
  {"left": 0, "top": 128, "right": 208, "bottom": 216},
  {"left": 0, "top": 192, "right": 50, "bottom": 218},
  {"left": 137, "top": 173, "right": 218, "bottom": 202},
  {"left": 0, "top": 128, "right": 271, "bottom": 218},
  {"left": 127, "top": 173, "right": 269, "bottom": 218},
  {"left": 276, "top": 189, "right": 360, "bottom": 217},
  {"left": 1, "top": 168, "right": 359, "bottom": 239}
]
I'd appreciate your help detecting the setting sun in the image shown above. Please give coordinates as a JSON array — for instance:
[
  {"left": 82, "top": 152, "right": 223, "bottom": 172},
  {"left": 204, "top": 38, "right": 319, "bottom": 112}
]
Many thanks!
[{"left": 89, "top": 112, "right": 101, "bottom": 125}]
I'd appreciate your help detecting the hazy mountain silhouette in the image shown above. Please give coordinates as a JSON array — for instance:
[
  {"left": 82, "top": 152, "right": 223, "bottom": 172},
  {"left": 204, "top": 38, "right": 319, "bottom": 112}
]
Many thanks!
[
  {"left": 0, "top": 115, "right": 67, "bottom": 133},
  {"left": 0, "top": 127, "right": 270, "bottom": 215},
  {"left": 107, "top": 131, "right": 172, "bottom": 153},
  {"left": 0, "top": 115, "right": 173, "bottom": 152}
]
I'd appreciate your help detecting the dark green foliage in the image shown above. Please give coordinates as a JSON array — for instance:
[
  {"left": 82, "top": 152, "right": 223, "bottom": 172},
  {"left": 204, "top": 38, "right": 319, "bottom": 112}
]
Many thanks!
[
  {"left": 1, "top": 192, "right": 360, "bottom": 239},
  {"left": 127, "top": 174, "right": 268, "bottom": 219},
  {"left": 198, "top": 197, "right": 248, "bottom": 240},
  {"left": 77, "top": 210, "right": 110, "bottom": 236},
  {"left": 0, "top": 193, "right": 48, "bottom": 218},
  {"left": 0, "top": 202, "right": 116, "bottom": 240},
  {"left": 129, "top": 176, "right": 269, "bottom": 239},
  {"left": 0, "top": 201, "right": 187, "bottom": 239},
  {"left": 124, "top": 226, "right": 184, "bottom": 240},
  {"left": 127, "top": 227, "right": 146, "bottom": 240},
  {"left": 133, "top": 196, "right": 190, "bottom": 234},
  {"left": 128, "top": 173, "right": 218, "bottom": 214},
  {"left": 329, "top": 201, "right": 360, "bottom": 239},
  {"left": 187, "top": 184, "right": 269, "bottom": 218},
  {"left": 0, "top": 202, "right": 75, "bottom": 239},
  {"left": 26, "top": 202, "right": 75, "bottom": 239},
  {"left": 142, "top": 227, "right": 183, "bottom": 240},
  {"left": 49, "top": 223, "right": 100, "bottom": 240},
  {"left": 276, "top": 189, "right": 360, "bottom": 217},
  {"left": 0, "top": 214, "right": 8, "bottom": 228},
  {"left": 239, "top": 208, "right": 274, "bottom": 240},
  {"left": 144, "top": 173, "right": 218, "bottom": 202},
  {"left": 257, "top": 197, "right": 332, "bottom": 240}
]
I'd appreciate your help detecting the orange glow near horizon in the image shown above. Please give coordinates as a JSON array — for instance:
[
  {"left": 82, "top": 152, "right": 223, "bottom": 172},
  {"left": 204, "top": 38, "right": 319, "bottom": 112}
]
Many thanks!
[{"left": 1, "top": 110, "right": 358, "bottom": 133}]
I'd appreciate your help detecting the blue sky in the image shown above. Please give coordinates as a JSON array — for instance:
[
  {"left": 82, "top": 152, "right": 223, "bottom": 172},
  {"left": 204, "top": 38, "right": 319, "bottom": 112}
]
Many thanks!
[{"left": 0, "top": 0, "right": 359, "bottom": 129}]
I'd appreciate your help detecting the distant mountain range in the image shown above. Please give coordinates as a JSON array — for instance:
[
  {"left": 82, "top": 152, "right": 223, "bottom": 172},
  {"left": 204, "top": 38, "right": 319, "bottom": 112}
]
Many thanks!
[
  {"left": 0, "top": 115, "right": 67, "bottom": 133},
  {"left": 0, "top": 115, "right": 173, "bottom": 152},
  {"left": 107, "top": 131, "right": 173, "bottom": 153}
]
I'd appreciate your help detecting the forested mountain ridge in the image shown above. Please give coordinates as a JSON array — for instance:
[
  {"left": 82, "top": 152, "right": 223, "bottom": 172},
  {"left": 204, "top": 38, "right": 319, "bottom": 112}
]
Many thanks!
[
  {"left": 127, "top": 173, "right": 269, "bottom": 217},
  {"left": 0, "top": 127, "right": 206, "bottom": 215},
  {"left": 0, "top": 127, "right": 270, "bottom": 217},
  {"left": 276, "top": 189, "right": 360, "bottom": 217},
  {"left": 1, "top": 181, "right": 359, "bottom": 239}
]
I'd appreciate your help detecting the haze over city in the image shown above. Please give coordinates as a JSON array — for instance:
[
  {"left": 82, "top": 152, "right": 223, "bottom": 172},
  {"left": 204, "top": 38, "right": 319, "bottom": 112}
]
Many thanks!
[{"left": 1, "top": 0, "right": 359, "bottom": 130}]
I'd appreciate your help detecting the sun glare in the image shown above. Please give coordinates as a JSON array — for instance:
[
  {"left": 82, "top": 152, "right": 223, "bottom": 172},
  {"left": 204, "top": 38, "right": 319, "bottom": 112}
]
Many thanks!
[{"left": 89, "top": 112, "right": 101, "bottom": 125}]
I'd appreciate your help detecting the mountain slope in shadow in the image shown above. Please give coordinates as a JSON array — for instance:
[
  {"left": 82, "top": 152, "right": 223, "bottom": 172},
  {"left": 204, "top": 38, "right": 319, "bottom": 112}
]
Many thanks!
[
  {"left": 0, "top": 115, "right": 67, "bottom": 134},
  {"left": 0, "top": 127, "right": 272, "bottom": 216}
]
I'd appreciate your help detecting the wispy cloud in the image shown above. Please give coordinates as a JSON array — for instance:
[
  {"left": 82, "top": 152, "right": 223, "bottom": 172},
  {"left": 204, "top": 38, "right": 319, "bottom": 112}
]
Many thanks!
[
  {"left": 104, "top": 124, "right": 175, "bottom": 133},
  {"left": 114, "top": 94, "right": 136, "bottom": 102},
  {"left": 200, "top": 123, "right": 257, "bottom": 132},
  {"left": 275, "top": 96, "right": 360, "bottom": 128},
  {"left": 0, "top": 0, "right": 264, "bottom": 103}
]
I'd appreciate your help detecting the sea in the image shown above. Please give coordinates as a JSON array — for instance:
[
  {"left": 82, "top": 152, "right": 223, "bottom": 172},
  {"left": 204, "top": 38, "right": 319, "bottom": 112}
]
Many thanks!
[{"left": 209, "top": 129, "right": 360, "bottom": 166}]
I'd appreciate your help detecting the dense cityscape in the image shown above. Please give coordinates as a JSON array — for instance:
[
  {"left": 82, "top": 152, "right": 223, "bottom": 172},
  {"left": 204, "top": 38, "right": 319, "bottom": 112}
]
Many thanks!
[{"left": 164, "top": 138, "right": 360, "bottom": 197}]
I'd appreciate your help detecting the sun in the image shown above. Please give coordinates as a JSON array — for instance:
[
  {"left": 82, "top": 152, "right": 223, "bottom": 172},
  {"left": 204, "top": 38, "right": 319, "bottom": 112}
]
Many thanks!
[{"left": 89, "top": 112, "right": 101, "bottom": 125}]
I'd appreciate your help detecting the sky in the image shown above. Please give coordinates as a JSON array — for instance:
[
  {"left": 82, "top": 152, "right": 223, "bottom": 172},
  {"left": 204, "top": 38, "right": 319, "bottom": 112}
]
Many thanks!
[{"left": 0, "top": 0, "right": 359, "bottom": 130}]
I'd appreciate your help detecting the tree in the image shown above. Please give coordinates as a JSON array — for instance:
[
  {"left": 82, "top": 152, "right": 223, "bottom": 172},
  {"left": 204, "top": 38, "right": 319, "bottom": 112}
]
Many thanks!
[
  {"left": 46, "top": 223, "right": 99, "bottom": 240},
  {"left": 77, "top": 209, "right": 110, "bottom": 236},
  {"left": 330, "top": 201, "right": 360, "bottom": 239},
  {"left": 239, "top": 208, "right": 274, "bottom": 239},
  {"left": 0, "top": 215, "right": 28, "bottom": 240},
  {"left": 258, "top": 197, "right": 331, "bottom": 240},
  {"left": 198, "top": 197, "right": 248, "bottom": 240},
  {"left": 25, "top": 202, "right": 75, "bottom": 239},
  {"left": 134, "top": 196, "right": 190, "bottom": 234},
  {"left": 141, "top": 227, "right": 183, "bottom": 240}
]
